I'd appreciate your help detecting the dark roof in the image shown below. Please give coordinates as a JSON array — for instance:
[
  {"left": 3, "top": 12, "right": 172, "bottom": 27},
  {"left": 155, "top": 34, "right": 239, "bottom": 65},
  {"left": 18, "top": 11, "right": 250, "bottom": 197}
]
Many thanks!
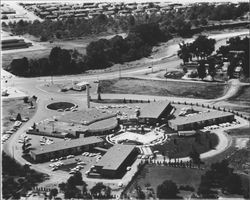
[
  {"left": 139, "top": 101, "right": 171, "bottom": 119},
  {"left": 169, "top": 111, "right": 234, "bottom": 126},
  {"left": 31, "top": 136, "right": 103, "bottom": 155},
  {"left": 95, "top": 144, "right": 136, "bottom": 171}
]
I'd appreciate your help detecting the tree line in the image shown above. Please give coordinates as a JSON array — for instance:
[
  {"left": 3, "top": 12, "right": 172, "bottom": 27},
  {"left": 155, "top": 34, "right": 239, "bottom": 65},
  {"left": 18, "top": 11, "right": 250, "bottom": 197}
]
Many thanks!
[
  {"left": 185, "top": 3, "right": 249, "bottom": 21},
  {"left": 2, "top": 152, "right": 46, "bottom": 199},
  {"left": 217, "top": 36, "right": 249, "bottom": 79},
  {"left": 58, "top": 172, "right": 113, "bottom": 199},
  {"left": 2, "top": 3, "right": 248, "bottom": 41},
  {"left": 198, "top": 160, "right": 248, "bottom": 198},
  {"left": 178, "top": 35, "right": 249, "bottom": 80},
  {"left": 6, "top": 23, "right": 169, "bottom": 77}
]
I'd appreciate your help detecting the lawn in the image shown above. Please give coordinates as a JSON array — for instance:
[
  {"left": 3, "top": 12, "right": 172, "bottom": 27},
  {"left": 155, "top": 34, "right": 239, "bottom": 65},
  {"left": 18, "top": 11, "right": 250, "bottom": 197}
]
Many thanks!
[
  {"left": 125, "top": 165, "right": 205, "bottom": 198},
  {"left": 2, "top": 98, "right": 37, "bottom": 132},
  {"left": 151, "top": 132, "right": 218, "bottom": 158},
  {"left": 99, "top": 78, "right": 228, "bottom": 99},
  {"left": 225, "top": 127, "right": 250, "bottom": 136},
  {"left": 227, "top": 85, "right": 250, "bottom": 107}
]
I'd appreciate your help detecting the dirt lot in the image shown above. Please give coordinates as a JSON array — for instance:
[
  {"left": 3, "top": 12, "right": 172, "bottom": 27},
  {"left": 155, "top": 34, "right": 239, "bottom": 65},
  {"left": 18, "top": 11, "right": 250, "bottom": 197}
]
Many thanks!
[
  {"left": 2, "top": 98, "right": 37, "bottom": 132},
  {"left": 99, "top": 78, "right": 228, "bottom": 99}
]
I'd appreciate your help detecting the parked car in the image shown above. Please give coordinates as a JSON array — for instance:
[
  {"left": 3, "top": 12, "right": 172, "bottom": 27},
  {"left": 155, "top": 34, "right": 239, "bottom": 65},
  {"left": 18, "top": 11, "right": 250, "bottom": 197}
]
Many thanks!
[{"left": 22, "top": 117, "right": 29, "bottom": 122}]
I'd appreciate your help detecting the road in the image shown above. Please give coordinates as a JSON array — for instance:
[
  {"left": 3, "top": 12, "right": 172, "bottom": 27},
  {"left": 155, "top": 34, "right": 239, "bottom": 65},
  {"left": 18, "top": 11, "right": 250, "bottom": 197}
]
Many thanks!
[{"left": 2, "top": 29, "right": 250, "bottom": 188}]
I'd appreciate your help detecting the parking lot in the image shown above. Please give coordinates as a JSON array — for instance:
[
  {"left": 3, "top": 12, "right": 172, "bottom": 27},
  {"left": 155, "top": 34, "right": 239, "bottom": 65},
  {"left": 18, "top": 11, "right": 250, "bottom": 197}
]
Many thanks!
[{"left": 37, "top": 150, "right": 105, "bottom": 178}]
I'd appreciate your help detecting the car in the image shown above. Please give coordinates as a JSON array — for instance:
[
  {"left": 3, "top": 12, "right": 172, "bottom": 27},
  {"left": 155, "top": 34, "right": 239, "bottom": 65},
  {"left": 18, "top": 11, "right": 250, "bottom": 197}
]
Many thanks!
[
  {"left": 65, "top": 108, "right": 71, "bottom": 111},
  {"left": 52, "top": 167, "right": 58, "bottom": 171},
  {"left": 22, "top": 117, "right": 29, "bottom": 122},
  {"left": 9, "top": 117, "right": 16, "bottom": 121},
  {"left": 57, "top": 109, "right": 64, "bottom": 112},
  {"left": 6, "top": 130, "right": 14, "bottom": 134},
  {"left": 84, "top": 152, "right": 89, "bottom": 156},
  {"left": 25, "top": 163, "right": 32, "bottom": 166},
  {"left": 14, "top": 121, "right": 22, "bottom": 127},
  {"left": 67, "top": 155, "right": 74, "bottom": 159},
  {"left": 85, "top": 170, "right": 90, "bottom": 175}
]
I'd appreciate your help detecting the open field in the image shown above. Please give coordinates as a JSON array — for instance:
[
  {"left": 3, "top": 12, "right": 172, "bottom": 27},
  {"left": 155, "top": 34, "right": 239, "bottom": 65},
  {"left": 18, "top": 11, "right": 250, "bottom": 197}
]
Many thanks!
[
  {"left": 126, "top": 165, "right": 205, "bottom": 198},
  {"left": 2, "top": 98, "right": 37, "bottom": 132},
  {"left": 100, "top": 78, "right": 228, "bottom": 99}
]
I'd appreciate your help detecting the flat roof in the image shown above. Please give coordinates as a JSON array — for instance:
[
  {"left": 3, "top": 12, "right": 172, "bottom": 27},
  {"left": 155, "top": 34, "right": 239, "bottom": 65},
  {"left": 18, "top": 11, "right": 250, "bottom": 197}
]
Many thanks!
[
  {"left": 169, "top": 111, "right": 234, "bottom": 126},
  {"left": 95, "top": 144, "right": 136, "bottom": 171},
  {"left": 139, "top": 101, "right": 171, "bottom": 119},
  {"left": 59, "top": 109, "right": 115, "bottom": 124},
  {"left": 31, "top": 136, "right": 103, "bottom": 155}
]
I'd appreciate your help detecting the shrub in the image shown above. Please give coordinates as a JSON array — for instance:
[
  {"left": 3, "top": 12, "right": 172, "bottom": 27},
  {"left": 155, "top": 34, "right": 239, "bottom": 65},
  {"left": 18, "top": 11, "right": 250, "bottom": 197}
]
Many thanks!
[{"left": 23, "top": 96, "right": 29, "bottom": 103}]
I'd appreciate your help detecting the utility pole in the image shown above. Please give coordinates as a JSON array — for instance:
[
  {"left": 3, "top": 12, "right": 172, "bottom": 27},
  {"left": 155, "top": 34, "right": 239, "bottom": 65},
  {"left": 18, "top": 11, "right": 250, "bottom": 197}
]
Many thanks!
[{"left": 86, "top": 83, "right": 90, "bottom": 108}]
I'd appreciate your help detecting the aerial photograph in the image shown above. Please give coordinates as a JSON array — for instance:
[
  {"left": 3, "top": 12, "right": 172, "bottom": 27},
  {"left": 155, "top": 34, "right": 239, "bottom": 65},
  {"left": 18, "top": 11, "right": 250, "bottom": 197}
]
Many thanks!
[{"left": 1, "top": 0, "right": 249, "bottom": 199}]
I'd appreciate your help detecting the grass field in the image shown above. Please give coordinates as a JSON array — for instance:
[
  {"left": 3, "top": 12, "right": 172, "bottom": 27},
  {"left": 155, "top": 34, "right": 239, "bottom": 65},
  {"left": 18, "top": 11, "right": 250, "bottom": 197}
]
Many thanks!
[
  {"left": 100, "top": 78, "right": 228, "bottom": 99},
  {"left": 2, "top": 98, "right": 37, "bottom": 132},
  {"left": 151, "top": 132, "right": 218, "bottom": 158},
  {"left": 226, "top": 127, "right": 250, "bottom": 136},
  {"left": 227, "top": 86, "right": 250, "bottom": 107},
  {"left": 126, "top": 165, "right": 205, "bottom": 198}
]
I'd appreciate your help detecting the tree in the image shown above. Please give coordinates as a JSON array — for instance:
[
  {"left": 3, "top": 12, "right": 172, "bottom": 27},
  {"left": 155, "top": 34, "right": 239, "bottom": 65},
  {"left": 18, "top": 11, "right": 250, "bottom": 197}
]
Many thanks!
[
  {"left": 59, "top": 182, "right": 66, "bottom": 192},
  {"left": 178, "top": 42, "right": 192, "bottom": 64},
  {"left": 16, "top": 113, "right": 22, "bottom": 121},
  {"left": 189, "top": 148, "right": 201, "bottom": 166},
  {"left": 49, "top": 188, "right": 58, "bottom": 199},
  {"left": 157, "top": 180, "right": 179, "bottom": 199},
  {"left": 23, "top": 96, "right": 29, "bottom": 103},
  {"left": 191, "top": 35, "right": 215, "bottom": 59},
  {"left": 223, "top": 174, "right": 243, "bottom": 194},
  {"left": 90, "top": 182, "right": 112, "bottom": 199},
  {"left": 10, "top": 57, "right": 29, "bottom": 76},
  {"left": 60, "top": 172, "right": 88, "bottom": 199},
  {"left": 97, "top": 84, "right": 102, "bottom": 100},
  {"left": 134, "top": 185, "right": 145, "bottom": 199},
  {"left": 197, "top": 60, "right": 206, "bottom": 80}
]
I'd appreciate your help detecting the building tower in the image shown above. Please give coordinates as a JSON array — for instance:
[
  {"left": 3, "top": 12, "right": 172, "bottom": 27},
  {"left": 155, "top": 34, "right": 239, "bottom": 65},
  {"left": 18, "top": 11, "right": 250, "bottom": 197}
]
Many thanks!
[{"left": 86, "top": 83, "right": 90, "bottom": 108}]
